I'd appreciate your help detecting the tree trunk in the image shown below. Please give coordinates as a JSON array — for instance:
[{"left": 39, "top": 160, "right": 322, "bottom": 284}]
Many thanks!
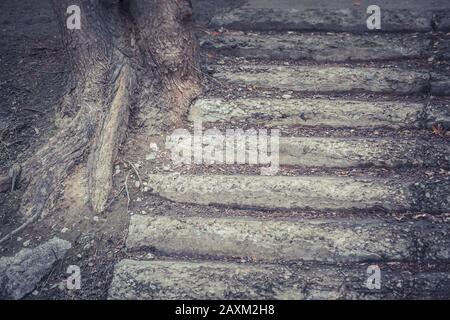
[
  {"left": 127, "top": 0, "right": 202, "bottom": 126},
  {"left": 0, "top": 0, "right": 201, "bottom": 243}
]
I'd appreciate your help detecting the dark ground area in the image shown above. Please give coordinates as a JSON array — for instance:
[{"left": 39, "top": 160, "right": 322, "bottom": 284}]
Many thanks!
[
  {"left": 0, "top": 0, "right": 129, "bottom": 300},
  {"left": 0, "top": 0, "right": 66, "bottom": 224}
]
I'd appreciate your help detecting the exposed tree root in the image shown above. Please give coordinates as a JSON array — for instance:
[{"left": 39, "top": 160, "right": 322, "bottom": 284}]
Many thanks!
[
  {"left": 0, "top": 0, "right": 202, "bottom": 243},
  {"left": 88, "top": 64, "right": 135, "bottom": 213}
]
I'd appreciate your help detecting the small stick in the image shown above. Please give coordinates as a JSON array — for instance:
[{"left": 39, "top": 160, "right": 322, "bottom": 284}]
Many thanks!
[
  {"left": 124, "top": 171, "right": 131, "bottom": 211},
  {"left": 0, "top": 213, "right": 39, "bottom": 245},
  {"left": 23, "top": 108, "right": 44, "bottom": 114},
  {"left": 8, "top": 164, "right": 21, "bottom": 192},
  {"left": 124, "top": 160, "right": 142, "bottom": 187},
  {"left": 105, "top": 185, "right": 125, "bottom": 210}
]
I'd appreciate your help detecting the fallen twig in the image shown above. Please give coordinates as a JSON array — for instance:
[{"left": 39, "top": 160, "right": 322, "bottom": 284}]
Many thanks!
[
  {"left": 124, "top": 160, "right": 142, "bottom": 187},
  {"left": 0, "top": 213, "right": 40, "bottom": 245},
  {"left": 124, "top": 171, "right": 131, "bottom": 211},
  {"left": 105, "top": 185, "right": 125, "bottom": 211}
]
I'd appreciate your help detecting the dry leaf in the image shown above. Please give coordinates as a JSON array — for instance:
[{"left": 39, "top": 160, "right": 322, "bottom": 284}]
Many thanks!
[
  {"left": 208, "top": 31, "right": 222, "bottom": 37},
  {"left": 432, "top": 124, "right": 446, "bottom": 136}
]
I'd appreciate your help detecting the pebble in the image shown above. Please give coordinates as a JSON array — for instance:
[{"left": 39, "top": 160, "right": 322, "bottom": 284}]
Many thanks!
[
  {"left": 146, "top": 153, "right": 156, "bottom": 161},
  {"left": 58, "top": 281, "right": 66, "bottom": 291}
]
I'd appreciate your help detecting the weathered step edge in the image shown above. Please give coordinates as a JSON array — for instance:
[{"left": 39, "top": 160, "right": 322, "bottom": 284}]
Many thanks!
[
  {"left": 212, "top": 65, "right": 431, "bottom": 95},
  {"left": 127, "top": 215, "right": 450, "bottom": 263},
  {"left": 202, "top": 8, "right": 434, "bottom": 33},
  {"left": 431, "top": 72, "right": 450, "bottom": 96},
  {"left": 436, "top": 12, "right": 450, "bottom": 31},
  {"left": 146, "top": 174, "right": 450, "bottom": 213},
  {"left": 277, "top": 137, "right": 450, "bottom": 169},
  {"left": 189, "top": 98, "right": 450, "bottom": 129},
  {"left": 109, "top": 259, "right": 450, "bottom": 300},
  {"left": 166, "top": 134, "right": 450, "bottom": 168},
  {"left": 200, "top": 32, "right": 431, "bottom": 62}
]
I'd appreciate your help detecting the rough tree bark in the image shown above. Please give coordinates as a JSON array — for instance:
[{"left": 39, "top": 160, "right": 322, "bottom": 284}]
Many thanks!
[
  {"left": 0, "top": 0, "right": 201, "bottom": 244},
  {"left": 127, "top": 0, "right": 202, "bottom": 125}
]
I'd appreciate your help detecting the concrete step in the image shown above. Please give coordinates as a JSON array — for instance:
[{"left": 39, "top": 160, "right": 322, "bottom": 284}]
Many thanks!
[
  {"left": 146, "top": 174, "right": 450, "bottom": 213},
  {"left": 189, "top": 98, "right": 449, "bottom": 129},
  {"left": 436, "top": 12, "right": 450, "bottom": 31},
  {"left": 431, "top": 72, "right": 450, "bottom": 96},
  {"left": 109, "top": 259, "right": 450, "bottom": 299},
  {"left": 127, "top": 215, "right": 450, "bottom": 263},
  {"left": 277, "top": 138, "right": 449, "bottom": 168},
  {"left": 193, "top": 0, "right": 447, "bottom": 33},
  {"left": 211, "top": 65, "right": 430, "bottom": 95},
  {"left": 435, "top": 40, "right": 450, "bottom": 60},
  {"left": 200, "top": 32, "right": 431, "bottom": 62},
  {"left": 167, "top": 134, "right": 450, "bottom": 168}
]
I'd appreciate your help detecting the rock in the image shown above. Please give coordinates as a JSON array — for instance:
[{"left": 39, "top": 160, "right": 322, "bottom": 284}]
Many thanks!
[
  {"left": 145, "top": 152, "right": 156, "bottom": 161},
  {"left": 0, "top": 237, "right": 71, "bottom": 299}
]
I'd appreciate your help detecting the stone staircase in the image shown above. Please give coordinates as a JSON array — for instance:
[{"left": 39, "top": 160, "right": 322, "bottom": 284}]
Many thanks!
[{"left": 109, "top": 0, "right": 450, "bottom": 299}]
